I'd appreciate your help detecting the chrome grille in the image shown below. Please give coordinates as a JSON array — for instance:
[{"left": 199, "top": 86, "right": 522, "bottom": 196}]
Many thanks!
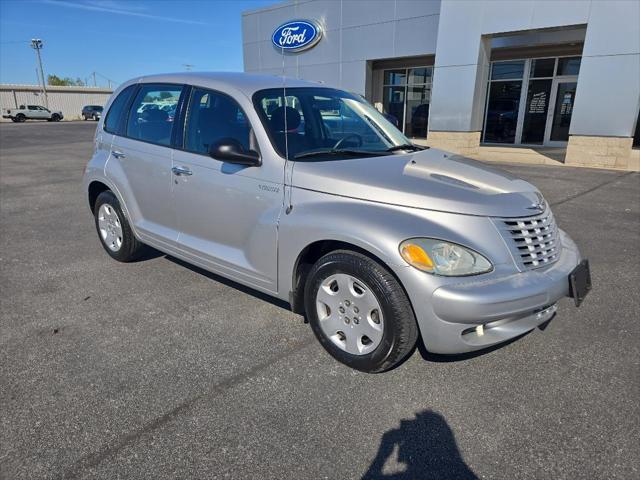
[{"left": 498, "top": 209, "right": 560, "bottom": 270}]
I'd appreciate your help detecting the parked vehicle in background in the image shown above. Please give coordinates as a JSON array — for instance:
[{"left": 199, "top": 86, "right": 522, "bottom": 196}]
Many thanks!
[
  {"left": 83, "top": 72, "right": 591, "bottom": 373},
  {"left": 82, "top": 105, "right": 103, "bottom": 121},
  {"left": 2, "top": 105, "right": 63, "bottom": 122}
]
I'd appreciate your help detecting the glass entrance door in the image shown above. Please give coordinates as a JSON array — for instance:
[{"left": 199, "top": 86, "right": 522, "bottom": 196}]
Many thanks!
[
  {"left": 547, "top": 81, "right": 577, "bottom": 143},
  {"left": 521, "top": 79, "right": 552, "bottom": 144}
]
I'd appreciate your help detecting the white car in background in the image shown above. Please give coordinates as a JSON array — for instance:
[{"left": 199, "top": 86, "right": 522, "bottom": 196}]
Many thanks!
[{"left": 2, "top": 104, "right": 63, "bottom": 122}]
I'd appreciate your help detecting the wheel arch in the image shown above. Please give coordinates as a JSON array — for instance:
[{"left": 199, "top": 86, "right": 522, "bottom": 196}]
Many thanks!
[
  {"left": 289, "top": 239, "right": 409, "bottom": 316},
  {"left": 88, "top": 180, "right": 111, "bottom": 212}
]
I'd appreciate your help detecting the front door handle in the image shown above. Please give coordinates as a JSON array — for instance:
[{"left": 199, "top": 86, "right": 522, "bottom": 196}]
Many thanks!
[
  {"left": 111, "top": 150, "right": 126, "bottom": 159},
  {"left": 171, "top": 166, "right": 193, "bottom": 176}
]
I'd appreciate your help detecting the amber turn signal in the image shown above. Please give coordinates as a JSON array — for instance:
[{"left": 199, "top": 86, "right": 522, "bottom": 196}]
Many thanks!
[{"left": 400, "top": 243, "right": 435, "bottom": 272}]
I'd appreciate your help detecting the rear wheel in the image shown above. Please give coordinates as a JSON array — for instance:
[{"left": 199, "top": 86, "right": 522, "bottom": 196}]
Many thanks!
[
  {"left": 51, "top": 114, "right": 61, "bottom": 122},
  {"left": 94, "top": 191, "right": 145, "bottom": 262},
  {"left": 304, "top": 250, "right": 418, "bottom": 373},
  {"left": 15, "top": 114, "right": 26, "bottom": 123}
]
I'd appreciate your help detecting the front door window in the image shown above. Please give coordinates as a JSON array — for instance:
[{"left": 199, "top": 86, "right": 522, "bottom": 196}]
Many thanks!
[{"left": 382, "top": 66, "right": 432, "bottom": 139}]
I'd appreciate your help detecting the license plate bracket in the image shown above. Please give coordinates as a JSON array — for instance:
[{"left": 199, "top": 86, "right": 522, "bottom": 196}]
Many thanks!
[{"left": 569, "top": 259, "right": 591, "bottom": 307}]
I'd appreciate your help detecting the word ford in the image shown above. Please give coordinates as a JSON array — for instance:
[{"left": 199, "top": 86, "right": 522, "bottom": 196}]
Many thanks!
[
  {"left": 271, "top": 20, "right": 322, "bottom": 51},
  {"left": 278, "top": 26, "right": 307, "bottom": 47}
]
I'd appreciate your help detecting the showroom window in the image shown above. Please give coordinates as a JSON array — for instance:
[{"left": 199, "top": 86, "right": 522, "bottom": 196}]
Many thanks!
[
  {"left": 382, "top": 66, "right": 432, "bottom": 138},
  {"left": 483, "top": 60, "right": 524, "bottom": 144},
  {"left": 482, "top": 56, "right": 581, "bottom": 146}
]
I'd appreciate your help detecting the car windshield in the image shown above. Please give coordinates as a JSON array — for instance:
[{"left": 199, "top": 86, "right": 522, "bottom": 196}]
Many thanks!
[{"left": 253, "top": 87, "right": 414, "bottom": 160}]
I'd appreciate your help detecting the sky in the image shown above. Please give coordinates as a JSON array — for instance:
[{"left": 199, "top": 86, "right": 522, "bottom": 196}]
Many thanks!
[{"left": 0, "top": 0, "right": 273, "bottom": 87}]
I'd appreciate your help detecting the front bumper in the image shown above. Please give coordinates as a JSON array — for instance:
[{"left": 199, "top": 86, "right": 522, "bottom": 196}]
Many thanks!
[{"left": 399, "top": 229, "right": 582, "bottom": 354}]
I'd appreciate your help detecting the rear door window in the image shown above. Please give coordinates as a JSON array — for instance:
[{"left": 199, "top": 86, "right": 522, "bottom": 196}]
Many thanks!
[{"left": 125, "top": 84, "right": 183, "bottom": 146}]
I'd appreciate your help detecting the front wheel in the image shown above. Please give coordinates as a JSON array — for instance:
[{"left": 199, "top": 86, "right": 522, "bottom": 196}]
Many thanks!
[
  {"left": 304, "top": 250, "right": 418, "bottom": 373},
  {"left": 94, "top": 191, "right": 145, "bottom": 262},
  {"left": 51, "top": 114, "right": 61, "bottom": 122},
  {"left": 15, "top": 114, "right": 26, "bottom": 122}
]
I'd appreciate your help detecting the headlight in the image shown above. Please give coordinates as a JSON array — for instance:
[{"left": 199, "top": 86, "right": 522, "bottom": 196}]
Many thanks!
[{"left": 399, "top": 238, "right": 492, "bottom": 276}]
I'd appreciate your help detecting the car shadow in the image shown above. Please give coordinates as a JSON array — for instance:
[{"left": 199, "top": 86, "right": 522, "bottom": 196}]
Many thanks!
[
  {"left": 362, "top": 410, "right": 478, "bottom": 480},
  {"left": 164, "top": 255, "right": 291, "bottom": 312},
  {"left": 135, "top": 246, "right": 165, "bottom": 261},
  {"left": 416, "top": 330, "right": 532, "bottom": 363}
]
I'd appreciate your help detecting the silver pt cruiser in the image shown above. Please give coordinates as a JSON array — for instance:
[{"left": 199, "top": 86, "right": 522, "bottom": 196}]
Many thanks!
[{"left": 83, "top": 73, "right": 591, "bottom": 372}]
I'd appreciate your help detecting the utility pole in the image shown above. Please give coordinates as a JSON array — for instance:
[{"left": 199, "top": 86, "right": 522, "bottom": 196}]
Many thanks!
[
  {"left": 92, "top": 71, "right": 97, "bottom": 87},
  {"left": 30, "top": 39, "right": 48, "bottom": 108}
]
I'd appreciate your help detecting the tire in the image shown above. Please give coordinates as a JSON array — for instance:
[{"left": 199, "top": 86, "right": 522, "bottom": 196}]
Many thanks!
[
  {"left": 82, "top": 114, "right": 87, "bottom": 121},
  {"left": 304, "top": 250, "right": 418, "bottom": 373},
  {"left": 94, "top": 190, "right": 145, "bottom": 262},
  {"left": 11, "top": 118, "right": 18, "bottom": 123},
  {"left": 15, "top": 114, "right": 25, "bottom": 123},
  {"left": 51, "top": 114, "right": 61, "bottom": 122}
]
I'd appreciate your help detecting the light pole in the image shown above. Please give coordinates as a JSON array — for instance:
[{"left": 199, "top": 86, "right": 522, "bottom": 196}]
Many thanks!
[{"left": 30, "top": 39, "right": 48, "bottom": 108}]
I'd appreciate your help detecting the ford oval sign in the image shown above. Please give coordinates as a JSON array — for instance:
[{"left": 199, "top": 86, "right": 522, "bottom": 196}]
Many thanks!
[{"left": 272, "top": 20, "right": 323, "bottom": 52}]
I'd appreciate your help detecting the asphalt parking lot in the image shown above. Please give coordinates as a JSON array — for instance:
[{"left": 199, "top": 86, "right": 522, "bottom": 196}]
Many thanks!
[{"left": 1, "top": 121, "right": 638, "bottom": 480}]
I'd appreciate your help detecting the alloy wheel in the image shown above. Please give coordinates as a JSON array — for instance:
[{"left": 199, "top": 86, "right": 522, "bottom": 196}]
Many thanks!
[{"left": 97, "top": 203, "right": 123, "bottom": 252}]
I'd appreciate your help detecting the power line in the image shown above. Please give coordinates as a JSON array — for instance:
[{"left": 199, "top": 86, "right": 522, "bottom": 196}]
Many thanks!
[{"left": 88, "top": 71, "right": 119, "bottom": 88}]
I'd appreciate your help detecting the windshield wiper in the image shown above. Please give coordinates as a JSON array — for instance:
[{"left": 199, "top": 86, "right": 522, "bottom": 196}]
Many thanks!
[
  {"left": 385, "top": 143, "right": 427, "bottom": 152},
  {"left": 293, "top": 149, "right": 390, "bottom": 160}
]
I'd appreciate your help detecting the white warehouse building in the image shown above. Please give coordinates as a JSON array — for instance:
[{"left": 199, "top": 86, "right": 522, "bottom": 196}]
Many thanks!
[{"left": 0, "top": 84, "right": 113, "bottom": 121}]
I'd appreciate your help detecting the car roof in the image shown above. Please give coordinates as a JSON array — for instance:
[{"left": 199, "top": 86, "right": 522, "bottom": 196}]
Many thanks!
[{"left": 127, "top": 71, "right": 328, "bottom": 98}]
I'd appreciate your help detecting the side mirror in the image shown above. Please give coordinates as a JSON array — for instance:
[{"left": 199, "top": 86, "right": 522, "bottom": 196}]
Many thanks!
[{"left": 209, "top": 138, "right": 261, "bottom": 167}]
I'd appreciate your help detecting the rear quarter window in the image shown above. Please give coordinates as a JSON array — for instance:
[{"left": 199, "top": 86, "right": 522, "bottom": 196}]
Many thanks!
[{"left": 104, "top": 85, "right": 136, "bottom": 134}]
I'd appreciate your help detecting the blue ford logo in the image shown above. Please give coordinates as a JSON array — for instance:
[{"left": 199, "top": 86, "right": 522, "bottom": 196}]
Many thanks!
[{"left": 272, "top": 20, "right": 323, "bottom": 52}]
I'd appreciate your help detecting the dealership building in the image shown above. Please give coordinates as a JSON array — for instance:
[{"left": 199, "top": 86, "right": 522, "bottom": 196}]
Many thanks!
[{"left": 242, "top": 0, "right": 640, "bottom": 170}]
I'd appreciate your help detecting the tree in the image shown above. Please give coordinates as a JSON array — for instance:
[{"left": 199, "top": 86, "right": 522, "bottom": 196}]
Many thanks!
[{"left": 47, "top": 74, "right": 85, "bottom": 86}]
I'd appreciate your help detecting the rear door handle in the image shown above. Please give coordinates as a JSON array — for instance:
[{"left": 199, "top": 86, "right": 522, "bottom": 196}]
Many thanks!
[
  {"left": 171, "top": 166, "right": 193, "bottom": 176},
  {"left": 111, "top": 150, "right": 126, "bottom": 159}
]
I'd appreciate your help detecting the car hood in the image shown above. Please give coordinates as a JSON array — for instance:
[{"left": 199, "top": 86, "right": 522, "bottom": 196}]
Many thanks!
[{"left": 291, "top": 148, "right": 544, "bottom": 217}]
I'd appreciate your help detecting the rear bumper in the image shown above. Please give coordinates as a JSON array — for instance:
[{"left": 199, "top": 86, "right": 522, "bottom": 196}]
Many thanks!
[{"left": 399, "top": 229, "right": 582, "bottom": 354}]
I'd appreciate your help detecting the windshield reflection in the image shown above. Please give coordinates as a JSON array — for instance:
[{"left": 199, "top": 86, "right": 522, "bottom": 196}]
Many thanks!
[{"left": 253, "top": 87, "right": 412, "bottom": 160}]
